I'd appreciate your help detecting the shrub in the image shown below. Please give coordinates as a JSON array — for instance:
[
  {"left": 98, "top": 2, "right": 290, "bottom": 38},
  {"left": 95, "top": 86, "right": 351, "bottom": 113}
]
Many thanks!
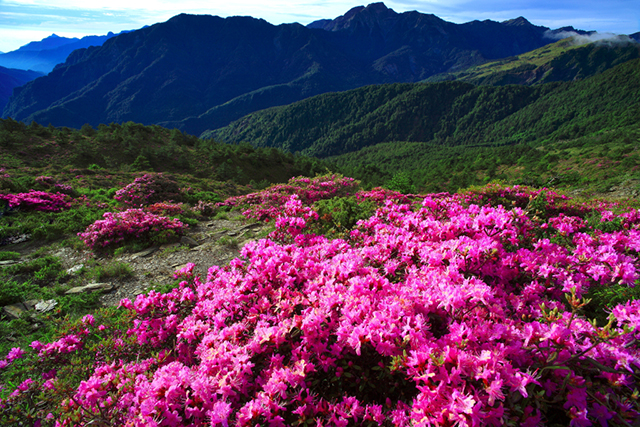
[
  {"left": 146, "top": 202, "right": 184, "bottom": 216},
  {"left": 3, "top": 184, "right": 640, "bottom": 427},
  {"left": 312, "top": 195, "right": 376, "bottom": 237},
  {"left": 89, "top": 261, "right": 134, "bottom": 281},
  {"left": 191, "top": 200, "right": 217, "bottom": 216},
  {"left": 220, "top": 174, "right": 359, "bottom": 221},
  {"left": 78, "top": 209, "right": 188, "bottom": 252},
  {"left": 0, "top": 191, "right": 71, "bottom": 212},
  {"left": 0, "top": 252, "right": 20, "bottom": 261},
  {"left": 114, "top": 173, "right": 184, "bottom": 207}
]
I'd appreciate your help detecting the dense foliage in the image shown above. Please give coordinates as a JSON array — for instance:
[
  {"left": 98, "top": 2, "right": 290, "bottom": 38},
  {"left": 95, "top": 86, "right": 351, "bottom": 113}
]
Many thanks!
[
  {"left": 208, "top": 58, "right": 640, "bottom": 194},
  {"left": 0, "top": 191, "right": 71, "bottom": 212},
  {"left": 209, "top": 58, "right": 640, "bottom": 158},
  {"left": 219, "top": 174, "right": 360, "bottom": 221},
  {"left": 2, "top": 177, "right": 640, "bottom": 426},
  {"left": 114, "top": 173, "right": 185, "bottom": 207}
]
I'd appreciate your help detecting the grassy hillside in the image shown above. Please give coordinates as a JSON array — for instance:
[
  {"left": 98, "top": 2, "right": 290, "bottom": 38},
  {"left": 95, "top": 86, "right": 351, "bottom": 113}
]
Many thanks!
[
  {"left": 0, "top": 119, "right": 331, "bottom": 188},
  {"left": 424, "top": 36, "right": 640, "bottom": 86}
]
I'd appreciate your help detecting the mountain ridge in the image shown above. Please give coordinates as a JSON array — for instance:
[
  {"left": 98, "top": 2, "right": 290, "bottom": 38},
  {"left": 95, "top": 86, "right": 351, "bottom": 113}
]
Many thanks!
[
  {"left": 3, "top": 2, "right": 583, "bottom": 134},
  {"left": 0, "top": 32, "right": 125, "bottom": 73}
]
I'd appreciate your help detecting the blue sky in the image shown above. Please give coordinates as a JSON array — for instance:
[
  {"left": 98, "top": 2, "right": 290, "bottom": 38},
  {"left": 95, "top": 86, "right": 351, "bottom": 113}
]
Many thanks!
[{"left": 1, "top": 0, "right": 639, "bottom": 53}]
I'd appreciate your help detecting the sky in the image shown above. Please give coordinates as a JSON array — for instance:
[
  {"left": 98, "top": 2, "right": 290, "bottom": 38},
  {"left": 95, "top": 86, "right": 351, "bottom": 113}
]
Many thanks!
[{"left": 1, "top": 0, "right": 639, "bottom": 53}]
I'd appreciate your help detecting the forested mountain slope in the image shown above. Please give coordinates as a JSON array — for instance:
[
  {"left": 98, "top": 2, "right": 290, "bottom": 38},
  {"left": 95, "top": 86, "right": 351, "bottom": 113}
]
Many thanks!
[
  {"left": 0, "top": 67, "right": 43, "bottom": 112},
  {"left": 2, "top": 3, "right": 576, "bottom": 134},
  {"left": 208, "top": 58, "right": 640, "bottom": 156}
]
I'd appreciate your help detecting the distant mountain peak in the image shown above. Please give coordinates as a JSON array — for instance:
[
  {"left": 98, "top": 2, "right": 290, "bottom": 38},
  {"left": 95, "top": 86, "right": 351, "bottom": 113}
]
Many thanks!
[
  {"left": 307, "top": 2, "right": 398, "bottom": 32},
  {"left": 502, "top": 17, "right": 532, "bottom": 26}
]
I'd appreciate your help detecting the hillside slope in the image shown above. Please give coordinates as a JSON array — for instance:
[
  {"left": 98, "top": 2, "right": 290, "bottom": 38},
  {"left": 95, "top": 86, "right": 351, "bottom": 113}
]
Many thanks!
[
  {"left": 0, "top": 66, "right": 43, "bottom": 112},
  {"left": 425, "top": 36, "right": 640, "bottom": 86},
  {"left": 209, "top": 58, "right": 640, "bottom": 157}
]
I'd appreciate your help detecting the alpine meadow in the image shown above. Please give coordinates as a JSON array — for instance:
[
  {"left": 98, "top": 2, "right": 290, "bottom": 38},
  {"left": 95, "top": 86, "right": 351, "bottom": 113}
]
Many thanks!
[{"left": 1, "top": 2, "right": 640, "bottom": 426}]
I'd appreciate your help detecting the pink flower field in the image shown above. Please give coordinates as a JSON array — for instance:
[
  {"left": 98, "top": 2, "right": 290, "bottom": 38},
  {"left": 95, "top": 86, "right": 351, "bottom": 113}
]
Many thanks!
[{"left": 2, "top": 179, "right": 640, "bottom": 426}]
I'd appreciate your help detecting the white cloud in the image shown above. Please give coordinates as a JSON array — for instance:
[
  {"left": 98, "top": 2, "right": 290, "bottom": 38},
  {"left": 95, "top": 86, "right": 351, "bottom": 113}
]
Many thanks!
[{"left": 545, "top": 29, "right": 639, "bottom": 45}]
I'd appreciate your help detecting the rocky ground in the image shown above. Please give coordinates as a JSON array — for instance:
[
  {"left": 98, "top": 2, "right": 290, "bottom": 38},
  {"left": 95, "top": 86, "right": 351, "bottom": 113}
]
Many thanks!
[{"left": 1, "top": 214, "right": 270, "bottom": 321}]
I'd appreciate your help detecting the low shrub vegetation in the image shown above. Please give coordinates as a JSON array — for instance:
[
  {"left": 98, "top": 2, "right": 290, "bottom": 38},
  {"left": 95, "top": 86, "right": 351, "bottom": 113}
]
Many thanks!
[{"left": 1, "top": 178, "right": 639, "bottom": 426}]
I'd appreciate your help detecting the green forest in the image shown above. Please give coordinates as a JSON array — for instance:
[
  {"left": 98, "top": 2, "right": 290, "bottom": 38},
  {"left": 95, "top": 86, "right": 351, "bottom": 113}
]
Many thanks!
[{"left": 206, "top": 57, "right": 640, "bottom": 195}]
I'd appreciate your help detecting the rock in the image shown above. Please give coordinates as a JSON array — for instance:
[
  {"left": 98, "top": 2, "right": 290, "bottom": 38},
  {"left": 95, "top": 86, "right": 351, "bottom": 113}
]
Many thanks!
[
  {"left": 65, "top": 283, "right": 115, "bottom": 295},
  {"left": 2, "top": 300, "right": 38, "bottom": 319},
  {"left": 3, "top": 303, "right": 30, "bottom": 319},
  {"left": 180, "top": 236, "right": 200, "bottom": 247},
  {"left": 132, "top": 246, "right": 159, "bottom": 258},
  {"left": 35, "top": 299, "right": 58, "bottom": 313},
  {"left": 4, "top": 233, "right": 31, "bottom": 245},
  {"left": 66, "top": 264, "right": 84, "bottom": 275}
]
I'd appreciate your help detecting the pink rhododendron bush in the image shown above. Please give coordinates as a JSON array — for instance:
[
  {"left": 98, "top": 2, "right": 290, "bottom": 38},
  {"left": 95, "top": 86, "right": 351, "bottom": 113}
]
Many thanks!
[
  {"left": 2, "top": 182, "right": 640, "bottom": 426},
  {"left": 78, "top": 208, "right": 187, "bottom": 251},
  {"left": 220, "top": 174, "right": 359, "bottom": 221},
  {"left": 115, "top": 173, "right": 184, "bottom": 207},
  {"left": 0, "top": 190, "right": 71, "bottom": 212}
]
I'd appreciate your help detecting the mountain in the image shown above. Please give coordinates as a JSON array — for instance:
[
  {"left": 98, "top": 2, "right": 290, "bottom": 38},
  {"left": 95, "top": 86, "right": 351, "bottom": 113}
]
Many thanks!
[
  {"left": 0, "top": 32, "right": 121, "bottom": 73},
  {"left": 3, "top": 2, "right": 576, "bottom": 134},
  {"left": 207, "top": 58, "right": 640, "bottom": 157},
  {"left": 425, "top": 35, "right": 640, "bottom": 86},
  {"left": 0, "top": 66, "right": 44, "bottom": 113}
]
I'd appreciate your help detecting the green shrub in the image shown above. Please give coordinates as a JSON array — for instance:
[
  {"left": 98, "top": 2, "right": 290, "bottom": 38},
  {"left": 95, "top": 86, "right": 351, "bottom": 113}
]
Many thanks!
[
  {"left": 89, "top": 261, "right": 134, "bottom": 281},
  {"left": 3, "top": 256, "right": 62, "bottom": 277},
  {"left": 584, "top": 282, "right": 640, "bottom": 325},
  {"left": 312, "top": 196, "right": 377, "bottom": 237},
  {"left": 586, "top": 210, "right": 625, "bottom": 233},
  {"left": 216, "top": 235, "right": 238, "bottom": 248},
  {"left": 0, "top": 252, "right": 20, "bottom": 261},
  {"left": 184, "top": 191, "right": 221, "bottom": 204},
  {"left": 384, "top": 171, "right": 417, "bottom": 194},
  {"left": 0, "top": 280, "right": 40, "bottom": 306}
]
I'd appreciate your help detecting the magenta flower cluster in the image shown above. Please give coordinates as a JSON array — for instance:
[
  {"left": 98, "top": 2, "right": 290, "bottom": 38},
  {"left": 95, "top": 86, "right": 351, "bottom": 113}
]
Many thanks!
[
  {"left": 78, "top": 209, "right": 187, "bottom": 251},
  {"left": 0, "top": 190, "right": 71, "bottom": 212},
  {"left": 220, "top": 174, "right": 358, "bottom": 221},
  {"left": 41, "top": 185, "right": 640, "bottom": 426},
  {"left": 115, "top": 173, "right": 184, "bottom": 207}
]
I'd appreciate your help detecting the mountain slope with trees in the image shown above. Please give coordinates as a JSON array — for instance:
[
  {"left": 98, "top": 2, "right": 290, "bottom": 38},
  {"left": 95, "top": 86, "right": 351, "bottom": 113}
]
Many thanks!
[
  {"left": 0, "top": 66, "right": 43, "bottom": 113},
  {"left": 209, "top": 58, "right": 640, "bottom": 154},
  {"left": 3, "top": 3, "right": 578, "bottom": 135},
  {"left": 209, "top": 58, "right": 640, "bottom": 194}
]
